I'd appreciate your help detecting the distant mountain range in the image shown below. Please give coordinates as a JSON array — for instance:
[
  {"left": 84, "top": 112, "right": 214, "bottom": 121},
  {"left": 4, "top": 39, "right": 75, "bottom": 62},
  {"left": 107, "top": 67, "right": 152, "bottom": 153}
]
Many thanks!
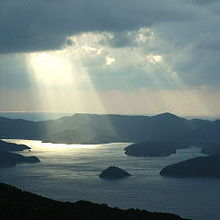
[{"left": 0, "top": 112, "right": 219, "bottom": 148}]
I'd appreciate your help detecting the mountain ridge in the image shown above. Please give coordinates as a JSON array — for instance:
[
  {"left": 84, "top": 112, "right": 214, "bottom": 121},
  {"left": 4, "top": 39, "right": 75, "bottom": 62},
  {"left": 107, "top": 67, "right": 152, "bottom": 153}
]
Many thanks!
[{"left": 0, "top": 113, "right": 219, "bottom": 148}]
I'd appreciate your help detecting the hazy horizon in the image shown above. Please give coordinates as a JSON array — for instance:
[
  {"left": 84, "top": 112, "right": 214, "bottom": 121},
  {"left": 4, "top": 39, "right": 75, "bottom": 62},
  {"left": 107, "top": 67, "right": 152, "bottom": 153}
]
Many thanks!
[{"left": 0, "top": 111, "right": 219, "bottom": 122}]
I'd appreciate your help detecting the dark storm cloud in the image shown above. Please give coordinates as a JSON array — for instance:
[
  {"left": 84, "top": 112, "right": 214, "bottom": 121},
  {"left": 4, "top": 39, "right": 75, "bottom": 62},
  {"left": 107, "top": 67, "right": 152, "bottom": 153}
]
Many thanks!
[
  {"left": 0, "top": 0, "right": 220, "bottom": 91},
  {"left": 0, "top": 0, "right": 197, "bottom": 53}
]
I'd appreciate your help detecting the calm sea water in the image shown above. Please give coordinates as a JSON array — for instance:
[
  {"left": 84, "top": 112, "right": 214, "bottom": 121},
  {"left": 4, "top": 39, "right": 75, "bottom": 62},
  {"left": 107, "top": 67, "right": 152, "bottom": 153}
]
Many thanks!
[{"left": 0, "top": 139, "right": 219, "bottom": 220}]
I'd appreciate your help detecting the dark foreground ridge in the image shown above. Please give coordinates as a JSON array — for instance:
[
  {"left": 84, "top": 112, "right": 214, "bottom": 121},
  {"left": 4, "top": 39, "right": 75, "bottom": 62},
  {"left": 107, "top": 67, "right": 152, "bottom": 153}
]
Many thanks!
[
  {"left": 0, "top": 183, "right": 189, "bottom": 220},
  {"left": 160, "top": 155, "right": 220, "bottom": 177},
  {"left": 99, "top": 166, "right": 131, "bottom": 179}
]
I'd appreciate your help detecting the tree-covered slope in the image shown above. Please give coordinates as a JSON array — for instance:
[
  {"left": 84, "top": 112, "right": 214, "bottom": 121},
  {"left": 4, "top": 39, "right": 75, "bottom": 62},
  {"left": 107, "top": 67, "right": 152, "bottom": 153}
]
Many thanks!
[{"left": 0, "top": 183, "right": 189, "bottom": 220}]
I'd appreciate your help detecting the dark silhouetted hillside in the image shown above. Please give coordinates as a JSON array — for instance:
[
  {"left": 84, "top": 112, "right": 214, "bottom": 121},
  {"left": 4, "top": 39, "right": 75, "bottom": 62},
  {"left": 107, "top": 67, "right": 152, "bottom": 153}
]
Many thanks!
[
  {"left": 201, "top": 143, "right": 220, "bottom": 155},
  {"left": 191, "top": 120, "right": 220, "bottom": 144},
  {"left": 41, "top": 113, "right": 196, "bottom": 144},
  {"left": 0, "top": 151, "right": 40, "bottom": 166},
  {"left": 160, "top": 155, "right": 220, "bottom": 177},
  {"left": 0, "top": 139, "right": 30, "bottom": 151},
  {"left": 0, "top": 113, "right": 219, "bottom": 147},
  {"left": 0, "top": 183, "right": 189, "bottom": 220},
  {"left": 0, "top": 140, "right": 40, "bottom": 167},
  {"left": 124, "top": 141, "right": 177, "bottom": 157},
  {"left": 99, "top": 166, "right": 131, "bottom": 179},
  {"left": 0, "top": 117, "right": 45, "bottom": 139}
]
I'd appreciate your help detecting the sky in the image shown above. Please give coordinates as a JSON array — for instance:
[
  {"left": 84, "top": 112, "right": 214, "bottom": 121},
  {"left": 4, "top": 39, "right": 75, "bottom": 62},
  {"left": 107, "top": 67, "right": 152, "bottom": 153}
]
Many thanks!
[{"left": 0, "top": 0, "right": 220, "bottom": 117}]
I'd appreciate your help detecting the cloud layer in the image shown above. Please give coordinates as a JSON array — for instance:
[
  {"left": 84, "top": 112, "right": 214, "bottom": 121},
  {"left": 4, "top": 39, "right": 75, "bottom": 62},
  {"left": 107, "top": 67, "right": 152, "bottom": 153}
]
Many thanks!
[
  {"left": 0, "top": 0, "right": 199, "bottom": 53},
  {"left": 0, "top": 0, "right": 220, "bottom": 116}
]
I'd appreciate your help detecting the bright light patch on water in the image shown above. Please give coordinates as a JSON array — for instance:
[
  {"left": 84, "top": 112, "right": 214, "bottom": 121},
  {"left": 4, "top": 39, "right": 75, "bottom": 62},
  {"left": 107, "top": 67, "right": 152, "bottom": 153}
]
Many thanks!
[{"left": 3, "top": 139, "right": 108, "bottom": 151}]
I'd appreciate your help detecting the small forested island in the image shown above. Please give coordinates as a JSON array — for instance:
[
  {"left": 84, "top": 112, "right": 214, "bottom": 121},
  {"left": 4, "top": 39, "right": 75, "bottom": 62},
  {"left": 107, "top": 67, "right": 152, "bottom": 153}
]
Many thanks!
[
  {"left": 0, "top": 182, "right": 188, "bottom": 220},
  {"left": 160, "top": 155, "right": 220, "bottom": 177},
  {"left": 0, "top": 140, "right": 40, "bottom": 167},
  {"left": 124, "top": 141, "right": 177, "bottom": 157},
  {"left": 99, "top": 166, "right": 131, "bottom": 179}
]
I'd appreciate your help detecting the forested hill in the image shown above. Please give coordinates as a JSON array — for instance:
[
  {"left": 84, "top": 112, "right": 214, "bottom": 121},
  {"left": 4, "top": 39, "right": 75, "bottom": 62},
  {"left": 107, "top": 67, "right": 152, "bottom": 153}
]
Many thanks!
[
  {"left": 0, "top": 113, "right": 218, "bottom": 145},
  {"left": 0, "top": 182, "right": 189, "bottom": 220}
]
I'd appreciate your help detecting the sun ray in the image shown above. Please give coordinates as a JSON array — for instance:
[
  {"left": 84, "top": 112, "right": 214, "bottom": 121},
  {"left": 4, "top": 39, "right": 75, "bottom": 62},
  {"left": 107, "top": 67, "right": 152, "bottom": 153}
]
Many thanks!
[{"left": 25, "top": 46, "right": 119, "bottom": 139}]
